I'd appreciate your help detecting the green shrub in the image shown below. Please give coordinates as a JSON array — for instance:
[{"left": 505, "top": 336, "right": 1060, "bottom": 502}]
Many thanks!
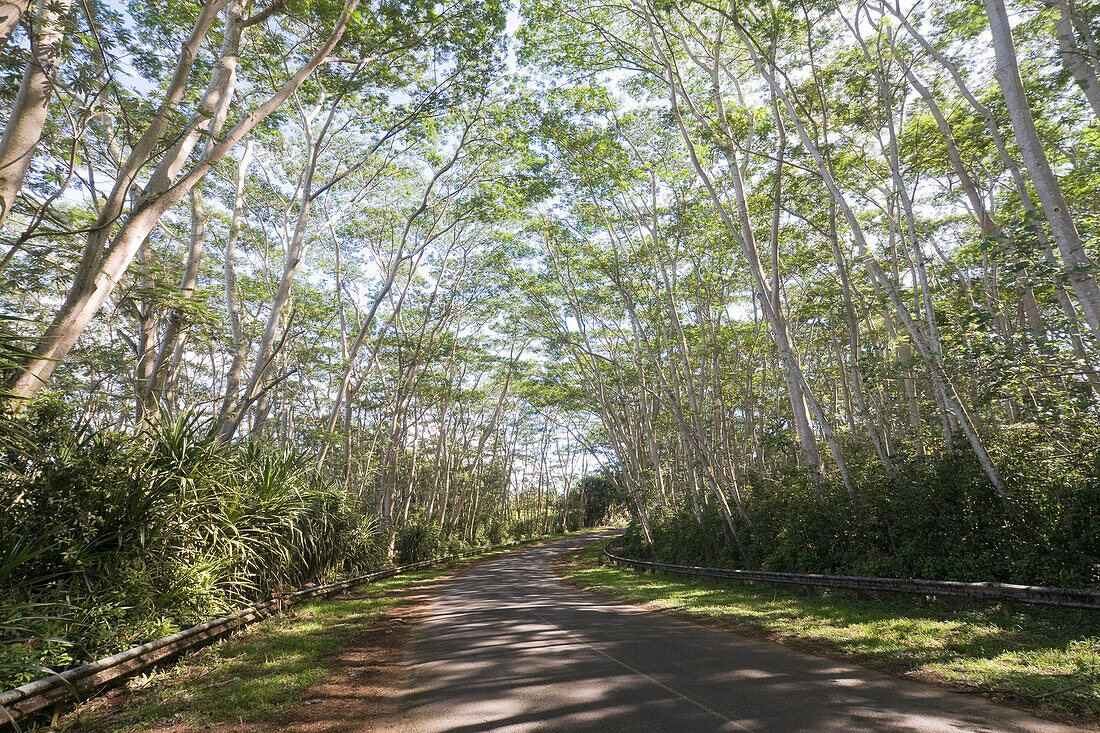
[
  {"left": 394, "top": 516, "right": 441, "bottom": 564},
  {"left": 485, "top": 519, "right": 509, "bottom": 546},
  {"left": 0, "top": 401, "right": 385, "bottom": 690},
  {"left": 560, "top": 472, "right": 625, "bottom": 529},
  {"left": 508, "top": 516, "right": 541, "bottom": 539},
  {"left": 438, "top": 534, "right": 473, "bottom": 557},
  {"left": 619, "top": 434, "right": 1100, "bottom": 589}
]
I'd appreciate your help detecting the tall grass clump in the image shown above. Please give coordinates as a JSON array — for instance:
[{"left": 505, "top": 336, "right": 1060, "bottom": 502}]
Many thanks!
[{"left": 0, "top": 399, "right": 384, "bottom": 690}]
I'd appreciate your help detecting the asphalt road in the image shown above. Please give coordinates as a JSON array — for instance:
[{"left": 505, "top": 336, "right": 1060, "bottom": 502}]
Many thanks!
[{"left": 377, "top": 534, "right": 1087, "bottom": 732}]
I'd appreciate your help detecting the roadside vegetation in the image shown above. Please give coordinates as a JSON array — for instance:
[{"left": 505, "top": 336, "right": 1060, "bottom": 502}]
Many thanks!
[
  {"left": 1, "top": 401, "right": 381, "bottom": 692},
  {"left": 57, "top": 592, "right": 405, "bottom": 733},
  {"left": 5, "top": 0, "right": 1100, "bottom": 721},
  {"left": 49, "top": 540, "right": 579, "bottom": 733},
  {"left": 0, "top": 399, "right": 616, "bottom": 693},
  {"left": 614, "top": 444, "right": 1100, "bottom": 589},
  {"left": 54, "top": 566, "right": 445, "bottom": 732},
  {"left": 560, "top": 543, "right": 1100, "bottom": 722}
]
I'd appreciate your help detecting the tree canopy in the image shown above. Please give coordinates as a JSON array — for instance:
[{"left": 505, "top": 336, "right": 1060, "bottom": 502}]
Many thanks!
[{"left": 3, "top": 0, "right": 1100, "bottom": 690}]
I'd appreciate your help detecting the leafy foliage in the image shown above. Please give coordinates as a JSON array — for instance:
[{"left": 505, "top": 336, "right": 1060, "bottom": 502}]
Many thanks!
[
  {"left": 620, "top": 437, "right": 1100, "bottom": 588},
  {"left": 559, "top": 471, "right": 627, "bottom": 530},
  {"left": 0, "top": 401, "right": 384, "bottom": 690}
]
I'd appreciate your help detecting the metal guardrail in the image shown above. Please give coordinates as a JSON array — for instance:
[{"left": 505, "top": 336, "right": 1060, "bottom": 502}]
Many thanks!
[
  {"left": 603, "top": 549, "right": 1100, "bottom": 610},
  {"left": 0, "top": 538, "right": 542, "bottom": 727}
]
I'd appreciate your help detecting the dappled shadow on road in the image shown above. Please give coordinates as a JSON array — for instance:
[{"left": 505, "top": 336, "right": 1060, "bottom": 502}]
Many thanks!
[
  {"left": 362, "top": 535, "right": 1080, "bottom": 733},
  {"left": 278, "top": 534, "right": 1080, "bottom": 733}
]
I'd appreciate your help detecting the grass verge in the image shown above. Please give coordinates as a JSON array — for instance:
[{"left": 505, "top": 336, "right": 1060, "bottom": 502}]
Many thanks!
[
  {"left": 52, "top": 570, "right": 432, "bottom": 733},
  {"left": 558, "top": 542, "right": 1100, "bottom": 724}
]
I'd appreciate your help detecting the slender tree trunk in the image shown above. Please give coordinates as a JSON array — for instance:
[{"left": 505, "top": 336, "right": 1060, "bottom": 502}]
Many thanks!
[
  {"left": 133, "top": 237, "right": 158, "bottom": 421},
  {"left": 545, "top": 241, "right": 655, "bottom": 542},
  {"left": 216, "top": 136, "right": 254, "bottom": 430},
  {"left": 143, "top": 185, "right": 208, "bottom": 411},
  {"left": 6, "top": 0, "right": 361, "bottom": 406},
  {"left": 657, "top": 49, "right": 827, "bottom": 483},
  {"left": 313, "top": 128, "right": 473, "bottom": 465},
  {"left": 6, "top": 0, "right": 234, "bottom": 398},
  {"left": 887, "top": 0, "right": 1100, "bottom": 382},
  {"left": 0, "top": 0, "right": 29, "bottom": 53},
  {"left": 231, "top": 103, "right": 324, "bottom": 439},
  {"left": 984, "top": 0, "right": 1100, "bottom": 346},
  {"left": 0, "top": 0, "right": 72, "bottom": 229},
  {"left": 1042, "top": 0, "right": 1100, "bottom": 119},
  {"left": 737, "top": 22, "right": 1007, "bottom": 496}
]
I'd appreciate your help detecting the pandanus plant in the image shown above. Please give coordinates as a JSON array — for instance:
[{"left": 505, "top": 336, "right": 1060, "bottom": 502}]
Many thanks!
[{"left": 0, "top": 401, "right": 384, "bottom": 691}]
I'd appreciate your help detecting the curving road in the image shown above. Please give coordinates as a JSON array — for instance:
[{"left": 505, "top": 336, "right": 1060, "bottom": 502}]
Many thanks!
[{"left": 377, "top": 534, "right": 1086, "bottom": 732}]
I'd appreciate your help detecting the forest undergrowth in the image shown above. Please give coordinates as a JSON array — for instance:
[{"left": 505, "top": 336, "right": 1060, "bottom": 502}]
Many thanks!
[{"left": 618, "top": 430, "right": 1100, "bottom": 590}]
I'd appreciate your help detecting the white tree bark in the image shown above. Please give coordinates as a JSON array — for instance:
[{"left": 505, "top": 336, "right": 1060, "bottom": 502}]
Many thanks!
[
  {"left": 984, "top": 0, "right": 1100, "bottom": 347},
  {"left": 641, "top": 9, "right": 832, "bottom": 486},
  {"left": 0, "top": 0, "right": 72, "bottom": 229},
  {"left": 142, "top": 186, "right": 207, "bottom": 412},
  {"left": 1040, "top": 0, "right": 1100, "bottom": 119},
  {"left": 0, "top": 0, "right": 28, "bottom": 52},
  {"left": 215, "top": 135, "right": 254, "bottom": 430},
  {"left": 7, "top": 0, "right": 361, "bottom": 406},
  {"left": 734, "top": 19, "right": 1008, "bottom": 497},
  {"left": 887, "top": 0, "right": 1100, "bottom": 385},
  {"left": 313, "top": 121, "right": 477, "bottom": 461}
]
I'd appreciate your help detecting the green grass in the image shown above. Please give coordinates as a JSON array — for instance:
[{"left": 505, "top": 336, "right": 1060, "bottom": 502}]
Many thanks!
[
  {"left": 559, "top": 542, "right": 1100, "bottom": 722},
  {"left": 54, "top": 570, "right": 432, "bottom": 732}
]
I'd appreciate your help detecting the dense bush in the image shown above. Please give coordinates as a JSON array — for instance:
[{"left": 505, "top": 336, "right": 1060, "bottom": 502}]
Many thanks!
[
  {"left": 619, "top": 431, "right": 1100, "bottom": 589},
  {"left": 560, "top": 472, "right": 626, "bottom": 530},
  {"left": 507, "top": 515, "right": 544, "bottom": 539},
  {"left": 0, "top": 400, "right": 385, "bottom": 689},
  {"left": 618, "top": 504, "right": 736, "bottom": 567},
  {"left": 485, "top": 518, "right": 511, "bottom": 545},
  {"left": 394, "top": 516, "right": 441, "bottom": 564},
  {"left": 438, "top": 533, "right": 475, "bottom": 557}
]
